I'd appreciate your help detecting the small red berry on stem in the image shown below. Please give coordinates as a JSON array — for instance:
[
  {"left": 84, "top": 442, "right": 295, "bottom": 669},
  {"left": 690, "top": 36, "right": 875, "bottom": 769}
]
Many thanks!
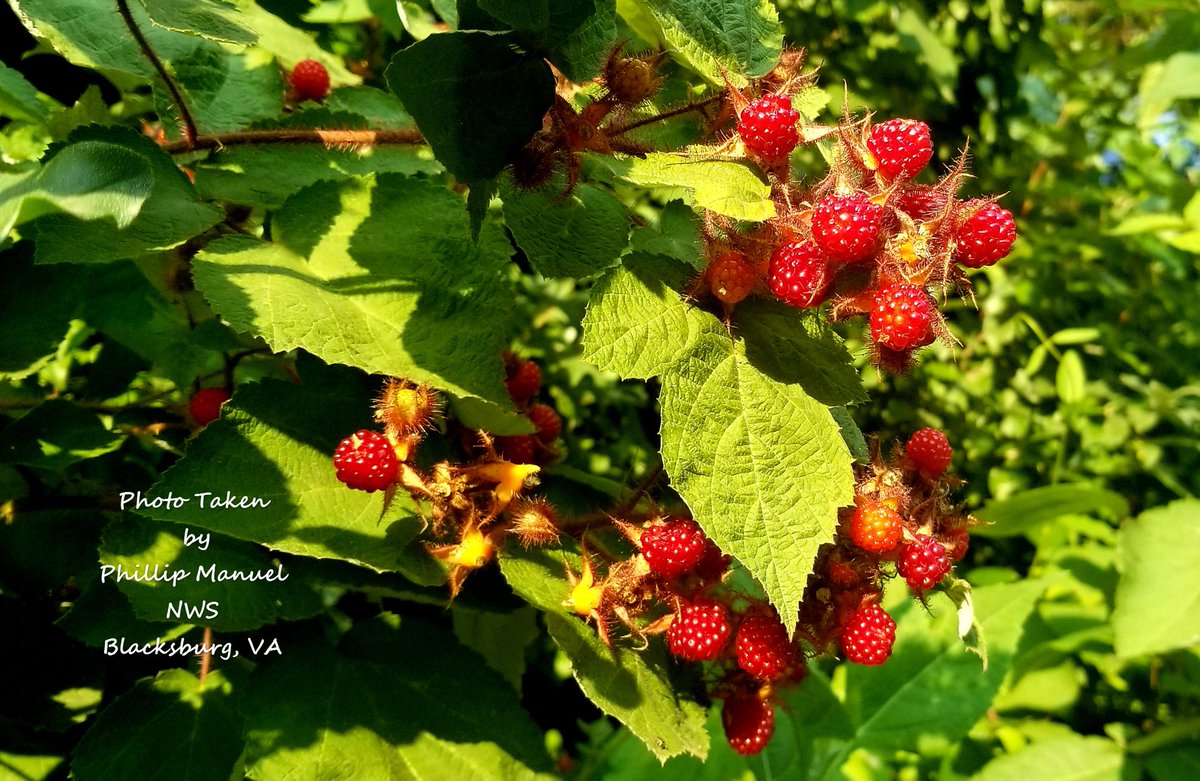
[
  {"left": 189, "top": 387, "right": 230, "bottom": 427},
  {"left": 867, "top": 119, "right": 934, "bottom": 180},
  {"left": 505, "top": 358, "right": 541, "bottom": 404},
  {"left": 954, "top": 201, "right": 1017, "bottom": 268},
  {"left": 640, "top": 518, "right": 708, "bottom": 578},
  {"left": 706, "top": 252, "right": 756, "bottom": 305},
  {"left": 839, "top": 603, "right": 896, "bottom": 665},
  {"left": 722, "top": 694, "right": 775, "bottom": 756},
  {"left": 811, "top": 193, "right": 885, "bottom": 263},
  {"left": 898, "top": 534, "right": 952, "bottom": 591},
  {"left": 738, "top": 94, "right": 800, "bottom": 160},
  {"left": 735, "top": 610, "right": 794, "bottom": 680},
  {"left": 333, "top": 430, "right": 399, "bottom": 492},
  {"left": 906, "top": 427, "right": 953, "bottom": 475},
  {"left": 849, "top": 500, "right": 904, "bottom": 553},
  {"left": 528, "top": 403, "right": 561, "bottom": 442},
  {"left": 667, "top": 600, "right": 731, "bottom": 662},
  {"left": 496, "top": 434, "right": 537, "bottom": 464},
  {"left": 869, "top": 284, "right": 934, "bottom": 351},
  {"left": 768, "top": 240, "right": 830, "bottom": 309},
  {"left": 290, "top": 59, "right": 330, "bottom": 102}
]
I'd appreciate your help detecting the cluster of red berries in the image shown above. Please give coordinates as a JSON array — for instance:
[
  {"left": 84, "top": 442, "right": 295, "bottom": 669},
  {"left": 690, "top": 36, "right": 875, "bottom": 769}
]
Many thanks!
[
  {"left": 566, "top": 515, "right": 800, "bottom": 756},
  {"left": 798, "top": 427, "right": 970, "bottom": 665},
  {"left": 703, "top": 81, "right": 1018, "bottom": 371},
  {"left": 494, "top": 354, "right": 562, "bottom": 465}
]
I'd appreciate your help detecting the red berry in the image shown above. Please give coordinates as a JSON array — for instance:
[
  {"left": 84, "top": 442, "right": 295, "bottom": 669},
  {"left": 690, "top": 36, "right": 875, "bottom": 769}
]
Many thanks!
[
  {"left": 839, "top": 603, "right": 896, "bottom": 665},
  {"left": 954, "top": 201, "right": 1016, "bottom": 268},
  {"left": 738, "top": 94, "right": 800, "bottom": 160},
  {"left": 898, "top": 534, "right": 951, "bottom": 591},
  {"left": 768, "top": 240, "right": 830, "bottom": 309},
  {"left": 848, "top": 501, "right": 904, "bottom": 553},
  {"left": 694, "top": 540, "right": 732, "bottom": 584},
  {"left": 906, "top": 427, "right": 952, "bottom": 475},
  {"left": 528, "top": 403, "right": 561, "bottom": 442},
  {"left": 189, "top": 387, "right": 230, "bottom": 427},
  {"left": 941, "top": 527, "right": 970, "bottom": 562},
  {"left": 867, "top": 119, "right": 933, "bottom": 180},
  {"left": 706, "top": 252, "right": 756, "bottom": 304},
  {"left": 505, "top": 359, "right": 541, "bottom": 404},
  {"left": 894, "top": 186, "right": 945, "bottom": 220},
  {"left": 811, "top": 193, "right": 885, "bottom": 263},
  {"left": 869, "top": 284, "right": 934, "bottom": 351},
  {"left": 290, "top": 59, "right": 330, "bottom": 102},
  {"left": 667, "top": 600, "right": 731, "bottom": 662},
  {"left": 640, "top": 518, "right": 708, "bottom": 578},
  {"left": 496, "top": 434, "right": 536, "bottom": 463},
  {"left": 735, "top": 611, "right": 793, "bottom": 680},
  {"left": 721, "top": 694, "right": 775, "bottom": 756},
  {"left": 333, "top": 430, "right": 399, "bottom": 492}
]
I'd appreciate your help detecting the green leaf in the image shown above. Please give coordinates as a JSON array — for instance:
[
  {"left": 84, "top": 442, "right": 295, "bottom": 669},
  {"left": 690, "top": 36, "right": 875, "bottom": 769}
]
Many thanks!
[
  {"left": 601, "top": 153, "right": 775, "bottom": 221},
  {"left": 618, "top": 0, "right": 783, "bottom": 85},
  {"left": 241, "top": 622, "right": 554, "bottom": 780},
  {"left": 30, "top": 128, "right": 222, "bottom": 265},
  {"left": 737, "top": 298, "right": 867, "bottom": 406},
  {"left": 138, "top": 359, "right": 439, "bottom": 578},
  {"left": 1113, "top": 499, "right": 1200, "bottom": 657},
  {"left": 1056, "top": 349, "right": 1086, "bottom": 404},
  {"left": 544, "top": 0, "right": 617, "bottom": 82},
  {"left": 973, "top": 484, "right": 1130, "bottom": 538},
  {"left": 0, "top": 140, "right": 154, "bottom": 238},
  {"left": 830, "top": 579, "right": 1047, "bottom": 772},
  {"left": 99, "top": 516, "right": 324, "bottom": 632},
  {"left": 0, "top": 63, "right": 52, "bottom": 124},
  {"left": 501, "top": 173, "right": 630, "bottom": 278},
  {"left": 193, "top": 175, "right": 515, "bottom": 407},
  {"left": 156, "top": 42, "right": 285, "bottom": 135},
  {"left": 970, "top": 736, "right": 1128, "bottom": 781},
  {"left": 629, "top": 199, "right": 703, "bottom": 269},
  {"left": 386, "top": 31, "right": 556, "bottom": 184},
  {"left": 895, "top": 7, "right": 958, "bottom": 102},
  {"left": 71, "top": 669, "right": 243, "bottom": 781},
  {"left": 499, "top": 544, "right": 710, "bottom": 761},
  {"left": 138, "top": 0, "right": 258, "bottom": 45},
  {"left": 659, "top": 333, "right": 855, "bottom": 632},
  {"left": 582, "top": 253, "right": 721, "bottom": 380},
  {"left": 236, "top": 0, "right": 360, "bottom": 86},
  {"left": 830, "top": 406, "right": 869, "bottom": 463},
  {"left": 0, "top": 400, "right": 123, "bottom": 469}
]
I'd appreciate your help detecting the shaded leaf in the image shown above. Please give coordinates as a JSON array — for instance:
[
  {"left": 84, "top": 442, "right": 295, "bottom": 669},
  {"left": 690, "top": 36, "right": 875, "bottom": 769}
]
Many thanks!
[
  {"left": 386, "top": 31, "right": 555, "bottom": 184},
  {"left": 501, "top": 173, "right": 630, "bottom": 278},
  {"left": 139, "top": 0, "right": 258, "bottom": 45},
  {"left": 973, "top": 484, "right": 1130, "bottom": 538},
  {"left": 72, "top": 670, "right": 243, "bottom": 781},
  {"left": 99, "top": 516, "right": 324, "bottom": 632}
]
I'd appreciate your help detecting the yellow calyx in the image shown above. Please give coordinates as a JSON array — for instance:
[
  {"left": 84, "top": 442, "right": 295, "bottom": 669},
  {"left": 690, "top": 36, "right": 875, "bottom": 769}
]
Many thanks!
[
  {"left": 450, "top": 526, "right": 494, "bottom": 569},
  {"left": 467, "top": 462, "right": 540, "bottom": 509},
  {"left": 565, "top": 556, "right": 604, "bottom": 617}
]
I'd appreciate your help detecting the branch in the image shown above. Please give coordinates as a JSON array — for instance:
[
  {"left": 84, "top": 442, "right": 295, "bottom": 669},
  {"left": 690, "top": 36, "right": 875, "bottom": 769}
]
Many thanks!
[
  {"left": 162, "top": 128, "right": 425, "bottom": 154},
  {"left": 607, "top": 94, "right": 724, "bottom": 136},
  {"left": 116, "top": 0, "right": 198, "bottom": 149}
]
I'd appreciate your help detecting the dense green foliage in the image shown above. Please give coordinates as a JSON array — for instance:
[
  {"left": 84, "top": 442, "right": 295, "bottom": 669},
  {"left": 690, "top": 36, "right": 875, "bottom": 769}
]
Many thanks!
[{"left": 1, "top": 1, "right": 1198, "bottom": 779}]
